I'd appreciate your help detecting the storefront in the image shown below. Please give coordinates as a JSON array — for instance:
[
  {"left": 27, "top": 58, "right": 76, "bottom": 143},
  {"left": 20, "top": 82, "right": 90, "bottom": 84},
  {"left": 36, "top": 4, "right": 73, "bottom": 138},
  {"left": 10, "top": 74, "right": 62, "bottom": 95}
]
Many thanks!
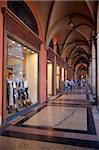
[
  {"left": 6, "top": 38, "right": 38, "bottom": 114},
  {"left": 56, "top": 64, "right": 60, "bottom": 93},
  {"left": 56, "top": 56, "right": 61, "bottom": 93},
  {"left": 3, "top": 6, "right": 42, "bottom": 121},
  {"left": 47, "top": 60, "right": 53, "bottom": 97},
  {"left": 47, "top": 49, "right": 54, "bottom": 97},
  {"left": 65, "top": 69, "right": 68, "bottom": 80},
  {"left": 62, "top": 67, "right": 65, "bottom": 82}
]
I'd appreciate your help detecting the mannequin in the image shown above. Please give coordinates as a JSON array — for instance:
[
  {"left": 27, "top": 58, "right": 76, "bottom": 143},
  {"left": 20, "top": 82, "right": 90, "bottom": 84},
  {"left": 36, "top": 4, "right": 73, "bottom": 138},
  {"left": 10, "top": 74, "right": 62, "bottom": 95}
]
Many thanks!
[
  {"left": 23, "top": 74, "right": 32, "bottom": 106},
  {"left": 7, "top": 73, "right": 19, "bottom": 113},
  {"left": 7, "top": 72, "right": 14, "bottom": 113},
  {"left": 12, "top": 75, "right": 19, "bottom": 112},
  {"left": 18, "top": 74, "right": 29, "bottom": 107},
  {"left": 23, "top": 74, "right": 28, "bottom": 99}
]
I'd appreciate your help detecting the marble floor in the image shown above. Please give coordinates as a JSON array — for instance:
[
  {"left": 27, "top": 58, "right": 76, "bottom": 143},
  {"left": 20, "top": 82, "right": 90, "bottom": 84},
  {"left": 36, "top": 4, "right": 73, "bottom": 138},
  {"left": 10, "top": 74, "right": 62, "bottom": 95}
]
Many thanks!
[
  {"left": 24, "top": 106, "right": 87, "bottom": 130},
  {"left": 0, "top": 87, "right": 99, "bottom": 150}
]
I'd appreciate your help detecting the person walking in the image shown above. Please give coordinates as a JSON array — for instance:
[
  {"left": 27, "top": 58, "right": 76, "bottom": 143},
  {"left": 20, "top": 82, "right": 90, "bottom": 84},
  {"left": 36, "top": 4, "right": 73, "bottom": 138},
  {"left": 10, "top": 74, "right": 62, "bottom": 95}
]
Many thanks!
[
  {"left": 65, "top": 78, "right": 70, "bottom": 94},
  {"left": 70, "top": 79, "right": 74, "bottom": 92}
]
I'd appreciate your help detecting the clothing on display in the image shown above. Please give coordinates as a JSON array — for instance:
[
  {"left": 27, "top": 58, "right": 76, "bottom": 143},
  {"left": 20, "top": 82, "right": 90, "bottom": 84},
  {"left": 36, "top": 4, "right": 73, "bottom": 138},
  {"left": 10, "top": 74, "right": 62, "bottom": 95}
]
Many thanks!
[{"left": 6, "top": 73, "right": 30, "bottom": 113}]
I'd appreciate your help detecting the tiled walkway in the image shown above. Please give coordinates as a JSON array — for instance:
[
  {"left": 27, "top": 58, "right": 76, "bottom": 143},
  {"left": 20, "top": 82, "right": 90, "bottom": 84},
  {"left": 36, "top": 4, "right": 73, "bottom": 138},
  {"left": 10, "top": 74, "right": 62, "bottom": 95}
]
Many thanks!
[{"left": 0, "top": 88, "right": 99, "bottom": 150}]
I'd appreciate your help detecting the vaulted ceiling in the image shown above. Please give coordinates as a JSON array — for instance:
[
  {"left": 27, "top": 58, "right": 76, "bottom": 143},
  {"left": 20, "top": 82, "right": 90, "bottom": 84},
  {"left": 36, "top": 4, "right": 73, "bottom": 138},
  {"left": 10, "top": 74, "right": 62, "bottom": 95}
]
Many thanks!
[{"left": 32, "top": 1, "right": 97, "bottom": 73}]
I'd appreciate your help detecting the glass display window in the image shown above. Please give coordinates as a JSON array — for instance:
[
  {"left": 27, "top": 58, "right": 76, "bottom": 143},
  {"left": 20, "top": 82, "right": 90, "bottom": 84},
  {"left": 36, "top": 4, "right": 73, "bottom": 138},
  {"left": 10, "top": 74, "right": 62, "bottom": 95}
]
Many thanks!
[
  {"left": 47, "top": 60, "right": 53, "bottom": 97},
  {"left": 6, "top": 37, "right": 38, "bottom": 114},
  {"left": 65, "top": 69, "right": 67, "bottom": 80},
  {"left": 62, "top": 67, "right": 65, "bottom": 82},
  {"left": 56, "top": 64, "right": 60, "bottom": 93}
]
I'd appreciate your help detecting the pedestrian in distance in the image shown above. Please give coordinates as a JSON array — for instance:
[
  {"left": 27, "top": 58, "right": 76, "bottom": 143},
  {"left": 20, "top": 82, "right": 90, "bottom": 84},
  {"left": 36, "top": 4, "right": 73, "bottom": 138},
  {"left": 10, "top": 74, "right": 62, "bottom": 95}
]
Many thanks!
[{"left": 65, "top": 78, "right": 70, "bottom": 94}]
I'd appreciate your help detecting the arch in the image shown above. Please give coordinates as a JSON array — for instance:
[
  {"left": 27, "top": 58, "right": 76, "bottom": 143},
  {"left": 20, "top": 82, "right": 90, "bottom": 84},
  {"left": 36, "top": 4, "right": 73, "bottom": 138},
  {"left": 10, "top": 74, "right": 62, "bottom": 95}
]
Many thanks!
[
  {"left": 77, "top": 65, "right": 88, "bottom": 79},
  {"left": 85, "top": 1, "right": 95, "bottom": 22},
  {"left": 69, "top": 54, "right": 88, "bottom": 67},
  {"left": 62, "top": 24, "right": 92, "bottom": 51},
  {"left": 68, "top": 44, "right": 89, "bottom": 59},
  {"left": 45, "top": 1, "right": 55, "bottom": 41},
  {"left": 62, "top": 41, "right": 90, "bottom": 61},
  {"left": 24, "top": 1, "right": 43, "bottom": 40},
  {"left": 59, "top": 24, "right": 92, "bottom": 59},
  {"left": 71, "top": 55, "right": 88, "bottom": 69},
  {"left": 75, "top": 63, "right": 87, "bottom": 72},
  {"left": 68, "top": 46, "right": 89, "bottom": 60},
  {"left": 46, "top": 13, "right": 94, "bottom": 46},
  {"left": 8, "top": 1, "right": 39, "bottom": 35}
]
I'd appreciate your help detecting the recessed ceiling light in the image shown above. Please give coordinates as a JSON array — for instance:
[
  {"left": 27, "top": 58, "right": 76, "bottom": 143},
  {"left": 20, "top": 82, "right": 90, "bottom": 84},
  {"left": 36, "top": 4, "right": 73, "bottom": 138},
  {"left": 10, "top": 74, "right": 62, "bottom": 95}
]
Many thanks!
[
  {"left": 18, "top": 44, "right": 21, "bottom": 47},
  {"left": 23, "top": 47, "right": 26, "bottom": 49},
  {"left": 28, "top": 49, "right": 30, "bottom": 52},
  {"left": 12, "top": 41, "right": 15, "bottom": 44}
]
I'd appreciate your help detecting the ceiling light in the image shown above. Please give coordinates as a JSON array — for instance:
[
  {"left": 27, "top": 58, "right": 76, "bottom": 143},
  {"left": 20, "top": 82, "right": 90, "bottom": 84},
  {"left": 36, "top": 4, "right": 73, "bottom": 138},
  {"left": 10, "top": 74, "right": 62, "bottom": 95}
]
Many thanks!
[
  {"left": 31, "top": 51, "right": 35, "bottom": 54},
  {"left": 68, "top": 16, "right": 74, "bottom": 29},
  {"left": 69, "top": 22, "right": 74, "bottom": 28},
  {"left": 12, "top": 41, "right": 15, "bottom": 44},
  {"left": 28, "top": 49, "right": 30, "bottom": 52},
  {"left": 9, "top": 53, "right": 12, "bottom": 55},
  {"left": 23, "top": 47, "right": 26, "bottom": 50},
  {"left": 18, "top": 44, "right": 21, "bottom": 47}
]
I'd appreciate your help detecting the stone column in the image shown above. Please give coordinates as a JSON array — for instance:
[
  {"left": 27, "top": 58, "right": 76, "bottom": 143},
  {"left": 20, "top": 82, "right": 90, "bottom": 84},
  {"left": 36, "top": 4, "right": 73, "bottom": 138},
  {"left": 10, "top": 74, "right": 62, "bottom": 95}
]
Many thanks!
[
  {"left": 53, "top": 55, "right": 56, "bottom": 95},
  {"left": 59, "top": 63, "right": 62, "bottom": 92},
  {"left": 39, "top": 43, "right": 47, "bottom": 103},
  {"left": 91, "top": 41, "right": 96, "bottom": 95},
  {"left": 53, "top": 39, "right": 57, "bottom": 95},
  {"left": 97, "top": 2, "right": 99, "bottom": 107},
  {"left": 88, "top": 62, "right": 92, "bottom": 87}
]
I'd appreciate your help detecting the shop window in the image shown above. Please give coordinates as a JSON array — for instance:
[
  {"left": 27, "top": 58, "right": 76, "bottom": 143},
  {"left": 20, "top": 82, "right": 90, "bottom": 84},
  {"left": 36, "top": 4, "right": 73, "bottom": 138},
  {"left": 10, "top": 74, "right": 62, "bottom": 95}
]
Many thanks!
[
  {"left": 6, "top": 37, "right": 38, "bottom": 114},
  {"left": 62, "top": 68, "right": 65, "bottom": 82},
  {"left": 65, "top": 69, "right": 67, "bottom": 80},
  {"left": 47, "top": 60, "right": 53, "bottom": 97},
  {"left": 56, "top": 64, "right": 60, "bottom": 93},
  {"left": 62, "top": 68, "right": 65, "bottom": 91},
  {"left": 8, "top": 1, "right": 39, "bottom": 35}
]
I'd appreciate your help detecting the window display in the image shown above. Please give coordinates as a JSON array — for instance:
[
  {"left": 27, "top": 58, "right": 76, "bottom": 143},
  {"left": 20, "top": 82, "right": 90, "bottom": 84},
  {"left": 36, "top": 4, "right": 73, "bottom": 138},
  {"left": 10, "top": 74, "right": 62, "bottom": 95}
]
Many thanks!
[
  {"left": 6, "top": 38, "right": 38, "bottom": 114},
  {"left": 56, "top": 64, "right": 60, "bottom": 93}
]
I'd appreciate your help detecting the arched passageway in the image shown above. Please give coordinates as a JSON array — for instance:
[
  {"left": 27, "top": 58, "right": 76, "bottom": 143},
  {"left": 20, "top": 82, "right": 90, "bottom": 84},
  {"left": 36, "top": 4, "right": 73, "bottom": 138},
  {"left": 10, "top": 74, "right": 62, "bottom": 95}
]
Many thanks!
[{"left": 0, "top": 1, "right": 99, "bottom": 149}]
